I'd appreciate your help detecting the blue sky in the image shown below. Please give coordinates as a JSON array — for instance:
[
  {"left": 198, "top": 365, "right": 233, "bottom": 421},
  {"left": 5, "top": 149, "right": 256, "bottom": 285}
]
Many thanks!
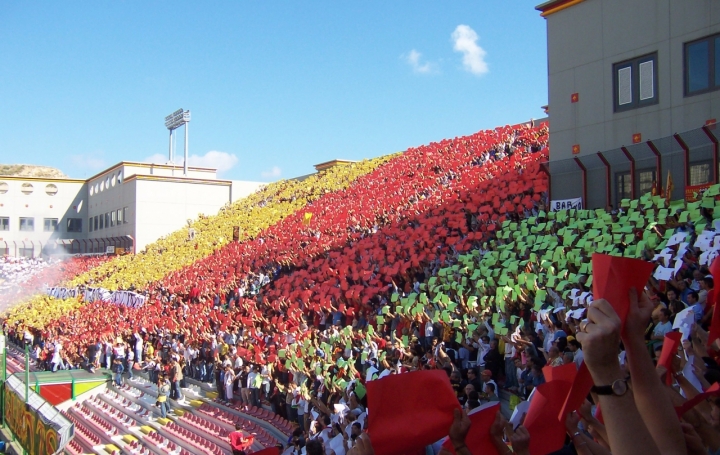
[{"left": 0, "top": 2, "right": 548, "bottom": 181}]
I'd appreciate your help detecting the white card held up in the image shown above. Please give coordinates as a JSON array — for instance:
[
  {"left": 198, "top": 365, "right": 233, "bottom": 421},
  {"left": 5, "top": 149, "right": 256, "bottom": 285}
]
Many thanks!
[
  {"left": 653, "top": 266, "right": 675, "bottom": 281},
  {"left": 510, "top": 400, "right": 530, "bottom": 430},
  {"left": 667, "top": 232, "right": 688, "bottom": 247},
  {"left": 673, "top": 307, "right": 695, "bottom": 332}
]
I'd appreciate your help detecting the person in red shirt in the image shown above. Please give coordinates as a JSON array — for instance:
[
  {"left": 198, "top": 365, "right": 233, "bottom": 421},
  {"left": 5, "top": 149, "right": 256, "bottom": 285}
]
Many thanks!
[{"left": 229, "top": 423, "right": 251, "bottom": 455}]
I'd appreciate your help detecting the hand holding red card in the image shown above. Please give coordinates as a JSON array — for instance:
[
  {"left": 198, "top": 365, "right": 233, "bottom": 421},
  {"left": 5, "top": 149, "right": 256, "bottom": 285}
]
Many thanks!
[{"left": 367, "top": 370, "right": 460, "bottom": 455}]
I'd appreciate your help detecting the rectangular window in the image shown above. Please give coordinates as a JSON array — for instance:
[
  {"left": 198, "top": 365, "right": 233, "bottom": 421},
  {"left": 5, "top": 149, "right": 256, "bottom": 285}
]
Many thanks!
[
  {"left": 94, "top": 216, "right": 99, "bottom": 231},
  {"left": 89, "top": 218, "right": 93, "bottom": 232},
  {"left": 19, "top": 217, "right": 34, "bottom": 232},
  {"left": 105, "top": 213, "right": 110, "bottom": 228},
  {"left": 690, "top": 162, "right": 711, "bottom": 186},
  {"left": 616, "top": 172, "right": 632, "bottom": 203},
  {"left": 111, "top": 211, "right": 116, "bottom": 227},
  {"left": 0, "top": 217, "right": 8, "bottom": 231},
  {"left": 616, "top": 170, "right": 656, "bottom": 203},
  {"left": 123, "top": 207, "right": 129, "bottom": 224},
  {"left": 638, "top": 170, "right": 656, "bottom": 196},
  {"left": 685, "top": 33, "right": 720, "bottom": 96},
  {"left": 43, "top": 218, "right": 58, "bottom": 232},
  {"left": 117, "top": 209, "right": 122, "bottom": 224},
  {"left": 67, "top": 218, "right": 82, "bottom": 233},
  {"left": 639, "top": 60, "right": 654, "bottom": 100},
  {"left": 614, "top": 53, "right": 658, "bottom": 112},
  {"left": 99, "top": 215, "right": 104, "bottom": 230},
  {"left": 617, "top": 65, "right": 632, "bottom": 106}
]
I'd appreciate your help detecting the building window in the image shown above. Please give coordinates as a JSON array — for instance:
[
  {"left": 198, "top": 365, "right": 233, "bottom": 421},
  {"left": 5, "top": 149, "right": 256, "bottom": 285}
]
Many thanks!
[
  {"left": 43, "top": 218, "right": 58, "bottom": 232},
  {"left": 94, "top": 216, "right": 99, "bottom": 231},
  {"left": 111, "top": 211, "right": 116, "bottom": 227},
  {"left": 19, "top": 217, "right": 34, "bottom": 231},
  {"left": 617, "top": 172, "right": 632, "bottom": 203},
  {"left": 616, "top": 169, "right": 656, "bottom": 203},
  {"left": 89, "top": 217, "right": 93, "bottom": 232},
  {"left": 685, "top": 34, "right": 720, "bottom": 96},
  {"left": 45, "top": 184, "right": 58, "bottom": 196},
  {"left": 117, "top": 209, "right": 123, "bottom": 224},
  {"left": 638, "top": 170, "right": 656, "bottom": 195},
  {"left": 0, "top": 182, "right": 7, "bottom": 194},
  {"left": 105, "top": 212, "right": 110, "bottom": 228},
  {"left": 123, "top": 207, "right": 129, "bottom": 224},
  {"left": 690, "top": 162, "right": 711, "bottom": 186},
  {"left": 613, "top": 53, "right": 658, "bottom": 112},
  {"left": 99, "top": 215, "right": 104, "bottom": 230},
  {"left": 67, "top": 218, "right": 82, "bottom": 233},
  {"left": 0, "top": 217, "right": 8, "bottom": 231},
  {"left": 20, "top": 183, "right": 34, "bottom": 195}
]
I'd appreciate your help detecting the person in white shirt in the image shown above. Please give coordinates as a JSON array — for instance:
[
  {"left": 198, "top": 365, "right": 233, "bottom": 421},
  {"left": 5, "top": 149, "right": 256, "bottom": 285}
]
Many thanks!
[
  {"left": 113, "top": 340, "right": 125, "bottom": 360},
  {"left": 126, "top": 349, "right": 135, "bottom": 379},
  {"left": 651, "top": 309, "right": 673, "bottom": 347},
  {"left": 133, "top": 332, "right": 143, "bottom": 363},
  {"left": 51, "top": 341, "right": 63, "bottom": 372},
  {"left": 104, "top": 341, "right": 113, "bottom": 369},
  {"left": 568, "top": 337, "right": 584, "bottom": 369},
  {"left": 223, "top": 365, "right": 236, "bottom": 403}
]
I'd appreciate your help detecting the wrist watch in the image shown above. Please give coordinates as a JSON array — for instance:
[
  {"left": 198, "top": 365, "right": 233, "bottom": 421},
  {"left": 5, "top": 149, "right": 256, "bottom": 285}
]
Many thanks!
[{"left": 591, "top": 375, "right": 630, "bottom": 396}]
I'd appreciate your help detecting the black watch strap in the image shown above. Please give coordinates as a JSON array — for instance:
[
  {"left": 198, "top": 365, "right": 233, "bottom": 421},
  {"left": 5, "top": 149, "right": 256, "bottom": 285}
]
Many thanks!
[
  {"left": 591, "top": 375, "right": 629, "bottom": 396},
  {"left": 590, "top": 384, "right": 613, "bottom": 395}
]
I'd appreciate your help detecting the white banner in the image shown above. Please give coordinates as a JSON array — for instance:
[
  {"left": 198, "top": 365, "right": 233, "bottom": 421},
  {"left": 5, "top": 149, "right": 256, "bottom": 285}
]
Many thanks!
[
  {"left": 550, "top": 197, "right": 583, "bottom": 211},
  {"left": 45, "top": 286, "right": 146, "bottom": 308}
]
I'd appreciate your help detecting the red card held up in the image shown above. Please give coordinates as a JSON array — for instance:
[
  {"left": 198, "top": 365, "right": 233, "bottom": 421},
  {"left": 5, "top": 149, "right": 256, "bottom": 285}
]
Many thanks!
[
  {"left": 658, "top": 331, "right": 682, "bottom": 385},
  {"left": 592, "top": 254, "right": 655, "bottom": 329},
  {"left": 542, "top": 362, "right": 577, "bottom": 385},
  {"left": 525, "top": 380, "right": 572, "bottom": 455},
  {"left": 440, "top": 402, "right": 500, "bottom": 455},
  {"left": 367, "top": 370, "right": 460, "bottom": 455},
  {"left": 558, "top": 357, "right": 595, "bottom": 422},
  {"left": 676, "top": 382, "right": 720, "bottom": 417}
]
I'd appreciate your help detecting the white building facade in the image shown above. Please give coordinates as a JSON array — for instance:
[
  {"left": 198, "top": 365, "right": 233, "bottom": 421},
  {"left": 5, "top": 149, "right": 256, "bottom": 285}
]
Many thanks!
[{"left": 0, "top": 162, "right": 263, "bottom": 257}]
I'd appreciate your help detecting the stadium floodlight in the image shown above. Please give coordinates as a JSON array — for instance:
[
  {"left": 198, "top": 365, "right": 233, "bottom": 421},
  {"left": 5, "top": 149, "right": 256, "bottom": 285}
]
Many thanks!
[{"left": 164, "top": 109, "right": 191, "bottom": 176}]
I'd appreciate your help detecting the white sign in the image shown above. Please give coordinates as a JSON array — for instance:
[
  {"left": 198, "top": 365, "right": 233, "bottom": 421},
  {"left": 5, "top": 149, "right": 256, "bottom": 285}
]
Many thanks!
[
  {"left": 45, "top": 286, "right": 146, "bottom": 308},
  {"left": 550, "top": 198, "right": 583, "bottom": 211},
  {"left": 105, "top": 246, "right": 115, "bottom": 254}
]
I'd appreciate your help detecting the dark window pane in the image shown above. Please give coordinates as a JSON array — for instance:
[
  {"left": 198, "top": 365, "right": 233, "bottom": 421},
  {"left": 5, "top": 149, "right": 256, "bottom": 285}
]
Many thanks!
[{"left": 688, "top": 40, "right": 710, "bottom": 93}]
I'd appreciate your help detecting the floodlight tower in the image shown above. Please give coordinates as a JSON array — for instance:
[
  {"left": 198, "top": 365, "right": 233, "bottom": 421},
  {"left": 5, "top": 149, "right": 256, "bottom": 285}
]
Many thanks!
[{"left": 164, "top": 109, "right": 191, "bottom": 176}]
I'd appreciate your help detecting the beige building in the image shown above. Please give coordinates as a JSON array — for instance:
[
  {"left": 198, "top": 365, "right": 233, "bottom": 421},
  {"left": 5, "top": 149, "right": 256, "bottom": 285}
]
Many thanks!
[{"left": 0, "top": 162, "right": 264, "bottom": 257}]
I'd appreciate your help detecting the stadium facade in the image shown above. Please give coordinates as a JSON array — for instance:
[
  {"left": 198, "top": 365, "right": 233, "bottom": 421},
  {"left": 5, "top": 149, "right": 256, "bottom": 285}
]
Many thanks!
[
  {"left": 539, "top": 0, "right": 720, "bottom": 208},
  {"left": 0, "top": 162, "right": 263, "bottom": 257}
]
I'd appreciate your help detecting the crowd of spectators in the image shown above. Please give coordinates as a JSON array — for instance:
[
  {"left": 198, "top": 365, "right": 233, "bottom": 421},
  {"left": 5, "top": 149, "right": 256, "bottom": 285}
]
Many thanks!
[
  {"left": 0, "top": 255, "right": 107, "bottom": 311},
  {"left": 6, "top": 120, "right": 720, "bottom": 454}
]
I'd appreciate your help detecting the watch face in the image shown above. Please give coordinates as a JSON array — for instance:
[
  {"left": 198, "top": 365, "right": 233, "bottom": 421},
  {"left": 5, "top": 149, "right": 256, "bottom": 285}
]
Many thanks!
[{"left": 612, "top": 379, "right": 628, "bottom": 396}]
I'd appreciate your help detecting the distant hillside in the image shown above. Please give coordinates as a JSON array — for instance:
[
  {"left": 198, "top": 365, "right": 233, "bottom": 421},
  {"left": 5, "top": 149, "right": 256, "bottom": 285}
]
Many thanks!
[{"left": 0, "top": 164, "right": 67, "bottom": 179}]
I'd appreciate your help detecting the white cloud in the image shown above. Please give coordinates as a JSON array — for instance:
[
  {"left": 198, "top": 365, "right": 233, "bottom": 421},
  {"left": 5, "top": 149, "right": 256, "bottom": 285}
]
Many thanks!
[
  {"left": 451, "top": 25, "right": 488, "bottom": 75},
  {"left": 261, "top": 166, "right": 282, "bottom": 178},
  {"left": 402, "top": 49, "right": 436, "bottom": 74},
  {"left": 144, "top": 150, "right": 239, "bottom": 174}
]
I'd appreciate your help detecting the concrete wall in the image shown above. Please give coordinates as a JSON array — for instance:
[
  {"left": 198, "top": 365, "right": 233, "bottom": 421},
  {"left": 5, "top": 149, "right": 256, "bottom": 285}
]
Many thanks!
[
  {"left": 546, "top": 0, "right": 720, "bottom": 162},
  {"left": 133, "top": 178, "right": 232, "bottom": 252},
  {"left": 0, "top": 177, "right": 86, "bottom": 257}
]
